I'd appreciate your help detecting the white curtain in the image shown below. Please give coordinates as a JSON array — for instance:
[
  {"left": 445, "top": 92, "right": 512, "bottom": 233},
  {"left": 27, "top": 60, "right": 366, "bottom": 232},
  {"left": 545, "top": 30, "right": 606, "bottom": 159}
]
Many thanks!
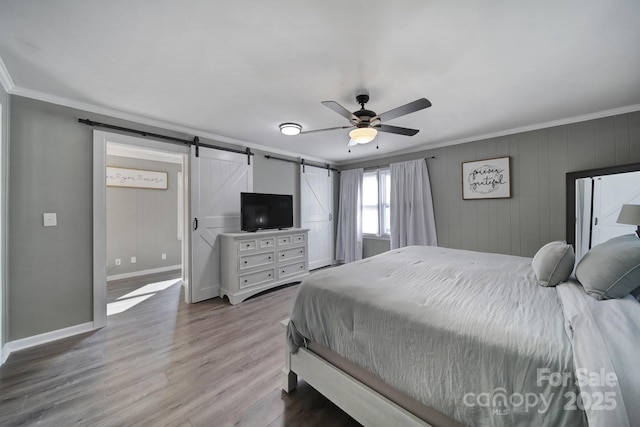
[
  {"left": 335, "top": 168, "right": 364, "bottom": 263},
  {"left": 390, "top": 159, "right": 437, "bottom": 249}
]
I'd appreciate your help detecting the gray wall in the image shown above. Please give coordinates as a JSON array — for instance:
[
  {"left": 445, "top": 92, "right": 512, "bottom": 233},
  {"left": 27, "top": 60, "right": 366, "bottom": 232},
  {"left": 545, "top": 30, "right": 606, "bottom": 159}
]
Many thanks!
[
  {"left": 9, "top": 96, "right": 94, "bottom": 340},
  {"left": 344, "top": 112, "right": 640, "bottom": 258},
  {"left": 252, "top": 149, "right": 301, "bottom": 228},
  {"left": 363, "top": 237, "right": 390, "bottom": 259},
  {"left": 107, "top": 155, "right": 182, "bottom": 276},
  {"left": 0, "top": 83, "right": 8, "bottom": 348},
  {"left": 7, "top": 95, "right": 336, "bottom": 340}
]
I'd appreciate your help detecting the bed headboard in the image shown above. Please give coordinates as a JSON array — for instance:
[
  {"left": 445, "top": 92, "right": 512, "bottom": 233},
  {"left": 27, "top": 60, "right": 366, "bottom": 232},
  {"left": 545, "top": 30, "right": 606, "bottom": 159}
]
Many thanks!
[{"left": 566, "top": 162, "right": 640, "bottom": 247}]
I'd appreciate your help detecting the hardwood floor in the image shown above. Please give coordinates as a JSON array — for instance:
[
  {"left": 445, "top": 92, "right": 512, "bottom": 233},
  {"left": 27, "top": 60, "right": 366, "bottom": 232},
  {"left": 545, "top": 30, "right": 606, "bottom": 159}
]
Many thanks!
[{"left": 0, "top": 272, "right": 360, "bottom": 426}]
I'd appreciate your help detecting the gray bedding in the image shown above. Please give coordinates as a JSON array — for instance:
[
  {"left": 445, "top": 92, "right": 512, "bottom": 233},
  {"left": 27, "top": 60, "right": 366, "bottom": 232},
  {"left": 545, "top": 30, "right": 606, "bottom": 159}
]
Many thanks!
[{"left": 287, "top": 246, "right": 586, "bottom": 427}]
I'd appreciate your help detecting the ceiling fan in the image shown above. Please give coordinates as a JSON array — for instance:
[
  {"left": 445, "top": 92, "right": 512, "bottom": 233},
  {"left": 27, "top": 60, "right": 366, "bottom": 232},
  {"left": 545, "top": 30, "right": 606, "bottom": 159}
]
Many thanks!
[{"left": 301, "top": 93, "right": 432, "bottom": 147}]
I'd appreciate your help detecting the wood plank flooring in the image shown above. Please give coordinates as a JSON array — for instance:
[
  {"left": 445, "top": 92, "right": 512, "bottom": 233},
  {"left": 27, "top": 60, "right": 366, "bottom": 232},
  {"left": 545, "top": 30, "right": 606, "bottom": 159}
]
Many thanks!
[{"left": 0, "top": 272, "right": 360, "bottom": 426}]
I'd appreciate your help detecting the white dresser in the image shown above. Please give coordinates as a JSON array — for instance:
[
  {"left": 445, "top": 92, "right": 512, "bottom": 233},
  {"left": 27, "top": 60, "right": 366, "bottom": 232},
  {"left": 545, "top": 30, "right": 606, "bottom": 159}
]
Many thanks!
[{"left": 219, "top": 228, "right": 310, "bottom": 304}]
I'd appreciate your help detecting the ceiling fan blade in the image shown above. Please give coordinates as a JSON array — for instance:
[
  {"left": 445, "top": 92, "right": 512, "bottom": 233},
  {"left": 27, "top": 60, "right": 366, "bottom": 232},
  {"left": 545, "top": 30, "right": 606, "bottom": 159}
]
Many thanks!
[
  {"left": 376, "top": 98, "right": 432, "bottom": 122},
  {"left": 321, "top": 101, "right": 358, "bottom": 122},
  {"left": 300, "top": 125, "right": 353, "bottom": 135},
  {"left": 376, "top": 124, "right": 420, "bottom": 136}
]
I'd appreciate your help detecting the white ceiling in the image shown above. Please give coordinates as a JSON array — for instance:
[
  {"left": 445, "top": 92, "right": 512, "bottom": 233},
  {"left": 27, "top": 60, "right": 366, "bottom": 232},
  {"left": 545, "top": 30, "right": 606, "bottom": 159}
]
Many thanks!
[{"left": 1, "top": 1, "right": 639, "bottom": 164}]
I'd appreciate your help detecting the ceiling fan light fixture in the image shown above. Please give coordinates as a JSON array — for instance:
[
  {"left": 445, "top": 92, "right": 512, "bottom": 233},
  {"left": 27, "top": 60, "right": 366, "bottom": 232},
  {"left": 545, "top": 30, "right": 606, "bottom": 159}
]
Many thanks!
[
  {"left": 349, "top": 127, "right": 377, "bottom": 144},
  {"left": 279, "top": 123, "right": 301, "bottom": 136}
]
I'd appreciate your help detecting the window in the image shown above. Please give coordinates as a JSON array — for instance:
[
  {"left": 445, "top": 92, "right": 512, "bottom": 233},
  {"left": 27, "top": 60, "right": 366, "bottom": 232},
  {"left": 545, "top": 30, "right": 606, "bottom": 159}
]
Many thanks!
[{"left": 362, "top": 168, "right": 390, "bottom": 236}]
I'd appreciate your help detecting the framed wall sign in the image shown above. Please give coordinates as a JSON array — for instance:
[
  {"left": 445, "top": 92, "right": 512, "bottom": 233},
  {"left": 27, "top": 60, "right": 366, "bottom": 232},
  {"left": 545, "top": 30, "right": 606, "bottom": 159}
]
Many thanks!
[
  {"left": 106, "top": 166, "right": 168, "bottom": 190},
  {"left": 462, "top": 156, "right": 511, "bottom": 199}
]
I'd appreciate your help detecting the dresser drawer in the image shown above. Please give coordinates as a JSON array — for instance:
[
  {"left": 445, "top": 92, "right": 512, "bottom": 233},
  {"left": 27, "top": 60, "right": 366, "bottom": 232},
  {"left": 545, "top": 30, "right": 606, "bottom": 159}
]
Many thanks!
[
  {"left": 293, "top": 234, "right": 305, "bottom": 244},
  {"left": 239, "top": 251, "right": 275, "bottom": 271},
  {"left": 277, "top": 235, "right": 291, "bottom": 246},
  {"left": 278, "top": 261, "right": 306, "bottom": 279},
  {"left": 279, "top": 246, "right": 305, "bottom": 263},
  {"left": 259, "top": 237, "right": 275, "bottom": 249},
  {"left": 238, "top": 239, "right": 257, "bottom": 252},
  {"left": 239, "top": 268, "right": 275, "bottom": 289}
]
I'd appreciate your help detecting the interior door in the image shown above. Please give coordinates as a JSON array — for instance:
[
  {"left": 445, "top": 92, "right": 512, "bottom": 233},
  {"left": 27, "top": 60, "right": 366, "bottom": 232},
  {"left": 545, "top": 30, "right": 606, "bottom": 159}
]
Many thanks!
[
  {"left": 301, "top": 165, "right": 334, "bottom": 270},
  {"left": 190, "top": 147, "right": 252, "bottom": 303}
]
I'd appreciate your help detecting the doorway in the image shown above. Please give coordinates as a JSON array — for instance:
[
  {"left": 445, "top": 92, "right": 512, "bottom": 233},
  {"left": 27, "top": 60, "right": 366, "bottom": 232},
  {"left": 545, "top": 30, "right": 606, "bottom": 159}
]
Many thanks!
[
  {"left": 93, "top": 130, "right": 189, "bottom": 328},
  {"left": 105, "top": 142, "right": 185, "bottom": 317}
]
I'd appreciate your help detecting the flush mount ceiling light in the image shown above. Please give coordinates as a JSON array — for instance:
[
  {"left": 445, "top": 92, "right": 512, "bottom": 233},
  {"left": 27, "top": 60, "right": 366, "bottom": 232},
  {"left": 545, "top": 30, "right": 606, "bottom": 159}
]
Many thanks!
[
  {"left": 349, "top": 127, "right": 378, "bottom": 145},
  {"left": 279, "top": 123, "right": 302, "bottom": 136}
]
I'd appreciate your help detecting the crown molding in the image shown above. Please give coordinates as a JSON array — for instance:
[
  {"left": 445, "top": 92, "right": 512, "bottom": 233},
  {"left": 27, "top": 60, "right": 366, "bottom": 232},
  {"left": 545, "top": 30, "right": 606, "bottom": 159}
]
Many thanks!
[
  {"left": 0, "top": 57, "right": 15, "bottom": 93},
  {"left": 8, "top": 85, "right": 333, "bottom": 165},
  {"left": 335, "top": 103, "right": 640, "bottom": 166}
]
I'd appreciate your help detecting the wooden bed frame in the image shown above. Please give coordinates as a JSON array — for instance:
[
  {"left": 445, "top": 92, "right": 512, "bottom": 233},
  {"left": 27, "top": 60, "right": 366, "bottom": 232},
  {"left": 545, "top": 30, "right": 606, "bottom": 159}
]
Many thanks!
[{"left": 280, "top": 319, "right": 432, "bottom": 427}]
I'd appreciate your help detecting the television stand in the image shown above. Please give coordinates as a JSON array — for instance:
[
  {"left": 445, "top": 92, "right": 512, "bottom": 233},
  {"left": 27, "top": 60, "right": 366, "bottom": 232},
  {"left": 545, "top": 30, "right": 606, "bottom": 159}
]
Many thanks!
[{"left": 219, "top": 228, "right": 310, "bottom": 304}]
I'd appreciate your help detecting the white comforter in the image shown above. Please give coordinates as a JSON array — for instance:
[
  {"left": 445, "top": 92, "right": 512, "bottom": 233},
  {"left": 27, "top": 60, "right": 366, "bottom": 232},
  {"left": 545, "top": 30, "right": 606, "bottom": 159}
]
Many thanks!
[
  {"left": 288, "top": 246, "right": 586, "bottom": 426},
  {"left": 557, "top": 281, "right": 640, "bottom": 427}
]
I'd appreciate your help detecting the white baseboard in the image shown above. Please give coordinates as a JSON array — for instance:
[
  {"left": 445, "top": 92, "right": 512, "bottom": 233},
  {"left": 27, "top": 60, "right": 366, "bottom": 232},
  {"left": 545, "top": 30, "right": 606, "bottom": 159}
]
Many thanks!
[
  {"left": 107, "top": 265, "right": 181, "bottom": 281},
  {"left": 2, "top": 322, "right": 95, "bottom": 364}
]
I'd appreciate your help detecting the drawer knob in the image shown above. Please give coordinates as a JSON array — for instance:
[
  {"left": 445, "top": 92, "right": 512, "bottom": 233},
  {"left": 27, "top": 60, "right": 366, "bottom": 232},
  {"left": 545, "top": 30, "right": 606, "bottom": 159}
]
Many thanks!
[
  {"left": 244, "top": 279, "right": 248, "bottom": 283},
  {"left": 244, "top": 261, "right": 247, "bottom": 264}
]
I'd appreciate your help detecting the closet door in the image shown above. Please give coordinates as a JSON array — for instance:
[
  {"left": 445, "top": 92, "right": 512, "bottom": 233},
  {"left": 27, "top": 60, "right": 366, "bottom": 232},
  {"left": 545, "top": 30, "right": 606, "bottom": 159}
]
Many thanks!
[
  {"left": 301, "top": 165, "right": 334, "bottom": 270},
  {"left": 189, "top": 147, "right": 252, "bottom": 302}
]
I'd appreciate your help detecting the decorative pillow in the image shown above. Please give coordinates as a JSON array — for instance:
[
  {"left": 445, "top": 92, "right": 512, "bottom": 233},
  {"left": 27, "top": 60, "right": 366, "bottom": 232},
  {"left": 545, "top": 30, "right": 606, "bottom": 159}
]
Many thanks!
[
  {"left": 532, "top": 241, "right": 575, "bottom": 287},
  {"left": 575, "top": 234, "right": 640, "bottom": 300}
]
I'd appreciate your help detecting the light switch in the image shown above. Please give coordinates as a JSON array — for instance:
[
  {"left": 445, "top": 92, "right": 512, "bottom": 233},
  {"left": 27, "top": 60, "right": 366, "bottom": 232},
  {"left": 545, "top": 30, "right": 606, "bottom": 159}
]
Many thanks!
[
  {"left": 43, "top": 213, "right": 57, "bottom": 227},
  {"left": 131, "top": 256, "right": 137, "bottom": 264}
]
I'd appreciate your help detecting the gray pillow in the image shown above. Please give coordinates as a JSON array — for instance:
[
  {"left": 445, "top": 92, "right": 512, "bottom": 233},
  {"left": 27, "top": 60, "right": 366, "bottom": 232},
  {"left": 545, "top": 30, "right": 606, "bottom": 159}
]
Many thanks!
[
  {"left": 532, "top": 241, "right": 575, "bottom": 287},
  {"left": 576, "top": 234, "right": 640, "bottom": 300}
]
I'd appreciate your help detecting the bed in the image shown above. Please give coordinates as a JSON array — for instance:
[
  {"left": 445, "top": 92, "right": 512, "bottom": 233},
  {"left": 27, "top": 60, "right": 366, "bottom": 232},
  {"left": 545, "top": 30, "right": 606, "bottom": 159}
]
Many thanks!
[{"left": 282, "top": 245, "right": 640, "bottom": 427}]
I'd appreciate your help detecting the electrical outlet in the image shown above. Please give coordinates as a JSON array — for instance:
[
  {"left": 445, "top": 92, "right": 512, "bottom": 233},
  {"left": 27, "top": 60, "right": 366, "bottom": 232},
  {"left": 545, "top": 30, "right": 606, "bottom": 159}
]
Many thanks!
[
  {"left": 161, "top": 253, "right": 167, "bottom": 260},
  {"left": 131, "top": 256, "right": 137, "bottom": 264},
  {"left": 115, "top": 258, "right": 121, "bottom": 266}
]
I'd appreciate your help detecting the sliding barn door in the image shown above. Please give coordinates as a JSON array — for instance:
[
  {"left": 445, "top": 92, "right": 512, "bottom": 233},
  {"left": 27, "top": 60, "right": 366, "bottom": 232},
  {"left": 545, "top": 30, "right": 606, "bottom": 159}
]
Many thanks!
[
  {"left": 301, "top": 165, "right": 334, "bottom": 270},
  {"left": 190, "top": 147, "right": 252, "bottom": 303}
]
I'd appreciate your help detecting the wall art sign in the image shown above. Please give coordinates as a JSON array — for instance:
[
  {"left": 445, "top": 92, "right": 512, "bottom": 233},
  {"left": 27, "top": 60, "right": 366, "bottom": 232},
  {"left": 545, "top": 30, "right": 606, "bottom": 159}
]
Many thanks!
[
  {"left": 106, "top": 166, "right": 168, "bottom": 190},
  {"left": 462, "top": 156, "right": 511, "bottom": 199}
]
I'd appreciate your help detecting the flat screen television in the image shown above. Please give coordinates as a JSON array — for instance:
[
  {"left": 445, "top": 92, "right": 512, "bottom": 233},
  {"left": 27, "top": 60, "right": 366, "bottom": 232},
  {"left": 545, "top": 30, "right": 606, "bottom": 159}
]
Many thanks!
[{"left": 241, "top": 192, "right": 293, "bottom": 232}]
